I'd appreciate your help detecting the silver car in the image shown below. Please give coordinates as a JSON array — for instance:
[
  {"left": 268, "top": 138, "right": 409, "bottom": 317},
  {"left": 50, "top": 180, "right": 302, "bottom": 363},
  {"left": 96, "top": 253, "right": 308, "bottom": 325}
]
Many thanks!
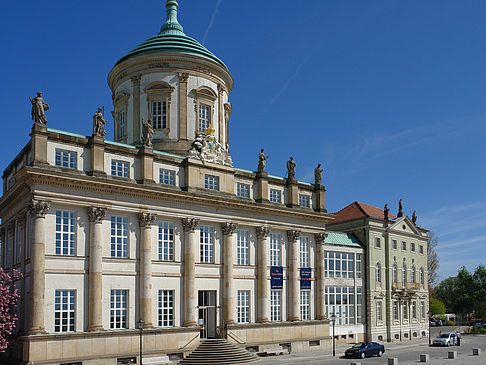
[{"left": 433, "top": 333, "right": 457, "bottom": 346}]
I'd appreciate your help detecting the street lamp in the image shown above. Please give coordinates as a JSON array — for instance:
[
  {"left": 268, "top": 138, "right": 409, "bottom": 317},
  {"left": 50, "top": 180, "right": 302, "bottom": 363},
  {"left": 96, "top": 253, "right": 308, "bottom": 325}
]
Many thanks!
[
  {"left": 330, "top": 313, "right": 336, "bottom": 357},
  {"left": 137, "top": 317, "right": 144, "bottom": 365},
  {"left": 427, "top": 311, "right": 431, "bottom": 346}
]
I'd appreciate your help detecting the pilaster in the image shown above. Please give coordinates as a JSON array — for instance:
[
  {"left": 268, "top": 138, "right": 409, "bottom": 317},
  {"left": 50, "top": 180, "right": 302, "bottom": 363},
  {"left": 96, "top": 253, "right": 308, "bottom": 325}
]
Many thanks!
[
  {"left": 30, "top": 123, "right": 49, "bottom": 168},
  {"left": 255, "top": 172, "right": 269, "bottom": 203},
  {"left": 256, "top": 226, "right": 270, "bottom": 323},
  {"left": 139, "top": 212, "right": 157, "bottom": 328},
  {"left": 218, "top": 84, "right": 225, "bottom": 144},
  {"left": 286, "top": 180, "right": 299, "bottom": 208},
  {"left": 315, "top": 232, "right": 327, "bottom": 320},
  {"left": 139, "top": 146, "right": 155, "bottom": 184},
  {"left": 178, "top": 73, "right": 189, "bottom": 140},
  {"left": 132, "top": 75, "right": 142, "bottom": 145},
  {"left": 222, "top": 222, "right": 237, "bottom": 325},
  {"left": 287, "top": 230, "right": 301, "bottom": 321},
  {"left": 182, "top": 218, "right": 199, "bottom": 327},
  {"left": 314, "top": 184, "right": 327, "bottom": 212},
  {"left": 88, "top": 136, "right": 106, "bottom": 177}
]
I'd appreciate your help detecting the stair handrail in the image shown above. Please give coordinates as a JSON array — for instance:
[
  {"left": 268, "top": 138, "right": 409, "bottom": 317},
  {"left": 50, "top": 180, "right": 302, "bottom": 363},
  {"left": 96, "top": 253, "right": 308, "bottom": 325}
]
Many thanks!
[
  {"left": 227, "top": 331, "right": 246, "bottom": 344},
  {"left": 179, "top": 333, "right": 200, "bottom": 349}
]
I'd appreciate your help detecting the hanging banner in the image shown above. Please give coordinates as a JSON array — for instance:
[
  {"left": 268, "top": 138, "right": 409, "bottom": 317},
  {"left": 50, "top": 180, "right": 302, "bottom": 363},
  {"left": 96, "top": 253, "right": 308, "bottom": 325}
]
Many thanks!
[
  {"left": 271, "top": 266, "right": 283, "bottom": 289},
  {"left": 300, "top": 268, "right": 312, "bottom": 289}
]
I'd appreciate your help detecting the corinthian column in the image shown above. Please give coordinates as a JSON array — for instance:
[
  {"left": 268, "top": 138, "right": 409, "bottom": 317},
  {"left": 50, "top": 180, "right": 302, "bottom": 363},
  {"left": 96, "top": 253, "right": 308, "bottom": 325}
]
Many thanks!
[
  {"left": 87, "top": 206, "right": 107, "bottom": 332},
  {"left": 256, "top": 226, "right": 269, "bottom": 323},
  {"left": 222, "top": 222, "right": 237, "bottom": 325},
  {"left": 182, "top": 218, "right": 200, "bottom": 326},
  {"left": 315, "top": 232, "right": 327, "bottom": 320},
  {"left": 27, "top": 199, "right": 50, "bottom": 334},
  {"left": 287, "top": 230, "right": 301, "bottom": 321},
  {"left": 139, "top": 213, "right": 156, "bottom": 328}
]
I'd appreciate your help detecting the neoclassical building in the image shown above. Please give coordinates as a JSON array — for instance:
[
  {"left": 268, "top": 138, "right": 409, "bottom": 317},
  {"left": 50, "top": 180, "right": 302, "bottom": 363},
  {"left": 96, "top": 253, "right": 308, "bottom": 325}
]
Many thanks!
[{"left": 0, "top": 2, "right": 336, "bottom": 364}]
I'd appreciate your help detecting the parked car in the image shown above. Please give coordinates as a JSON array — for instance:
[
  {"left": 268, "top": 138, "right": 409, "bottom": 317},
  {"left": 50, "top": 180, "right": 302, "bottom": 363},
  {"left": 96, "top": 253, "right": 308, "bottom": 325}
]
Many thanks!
[
  {"left": 345, "top": 342, "right": 385, "bottom": 359},
  {"left": 433, "top": 333, "right": 457, "bottom": 346}
]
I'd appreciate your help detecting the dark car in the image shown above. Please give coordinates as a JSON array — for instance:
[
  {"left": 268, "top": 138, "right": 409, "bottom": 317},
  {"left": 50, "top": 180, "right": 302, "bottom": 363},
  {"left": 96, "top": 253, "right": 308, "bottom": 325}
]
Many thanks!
[{"left": 345, "top": 342, "right": 385, "bottom": 359}]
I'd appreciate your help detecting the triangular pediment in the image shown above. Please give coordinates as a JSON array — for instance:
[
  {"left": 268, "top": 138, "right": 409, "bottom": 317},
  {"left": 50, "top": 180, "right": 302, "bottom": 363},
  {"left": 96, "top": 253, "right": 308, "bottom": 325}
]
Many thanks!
[{"left": 389, "top": 216, "right": 421, "bottom": 235}]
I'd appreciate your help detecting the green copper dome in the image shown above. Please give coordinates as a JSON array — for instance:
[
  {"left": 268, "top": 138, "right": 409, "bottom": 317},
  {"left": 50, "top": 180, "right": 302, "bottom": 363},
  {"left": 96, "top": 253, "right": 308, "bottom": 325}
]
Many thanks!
[{"left": 116, "top": 0, "right": 227, "bottom": 69}]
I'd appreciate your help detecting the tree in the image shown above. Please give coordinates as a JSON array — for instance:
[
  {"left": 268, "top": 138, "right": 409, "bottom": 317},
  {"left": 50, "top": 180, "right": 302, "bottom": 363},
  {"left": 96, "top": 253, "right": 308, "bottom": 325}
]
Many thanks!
[
  {"left": 427, "top": 232, "right": 439, "bottom": 289},
  {"left": 0, "top": 268, "right": 21, "bottom": 352},
  {"left": 429, "top": 297, "right": 446, "bottom": 315}
]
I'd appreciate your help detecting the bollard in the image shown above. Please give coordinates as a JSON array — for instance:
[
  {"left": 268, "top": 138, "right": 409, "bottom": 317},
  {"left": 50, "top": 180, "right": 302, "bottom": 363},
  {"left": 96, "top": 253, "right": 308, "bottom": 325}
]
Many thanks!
[
  {"left": 448, "top": 351, "right": 457, "bottom": 359},
  {"left": 420, "top": 354, "right": 429, "bottom": 362},
  {"left": 388, "top": 358, "right": 398, "bottom": 365},
  {"left": 473, "top": 348, "right": 481, "bottom": 356},
  {"left": 350, "top": 362, "right": 361, "bottom": 365}
]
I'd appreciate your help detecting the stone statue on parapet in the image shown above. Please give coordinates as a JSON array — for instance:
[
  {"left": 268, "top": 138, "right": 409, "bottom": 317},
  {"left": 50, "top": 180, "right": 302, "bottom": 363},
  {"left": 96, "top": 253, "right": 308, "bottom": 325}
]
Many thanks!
[
  {"left": 30, "top": 92, "right": 49, "bottom": 125},
  {"left": 93, "top": 108, "right": 108, "bottom": 137},
  {"left": 384, "top": 203, "right": 390, "bottom": 221},
  {"left": 412, "top": 211, "right": 417, "bottom": 224},
  {"left": 257, "top": 149, "right": 269, "bottom": 173},
  {"left": 314, "top": 163, "right": 323, "bottom": 186},
  {"left": 287, "top": 157, "right": 296, "bottom": 180},
  {"left": 142, "top": 118, "right": 154, "bottom": 148},
  {"left": 397, "top": 199, "right": 403, "bottom": 217}
]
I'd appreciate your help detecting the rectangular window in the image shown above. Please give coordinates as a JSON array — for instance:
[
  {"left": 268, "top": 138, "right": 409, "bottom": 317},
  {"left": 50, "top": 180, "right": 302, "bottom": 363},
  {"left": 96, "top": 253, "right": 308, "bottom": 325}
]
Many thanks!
[
  {"left": 110, "top": 290, "right": 128, "bottom": 329},
  {"left": 299, "top": 194, "right": 310, "bottom": 208},
  {"left": 236, "top": 230, "right": 249, "bottom": 265},
  {"left": 375, "top": 237, "right": 381, "bottom": 248},
  {"left": 356, "top": 254, "right": 362, "bottom": 279},
  {"left": 376, "top": 301, "right": 383, "bottom": 322},
  {"left": 158, "top": 290, "right": 174, "bottom": 327},
  {"left": 402, "top": 241, "right": 407, "bottom": 251},
  {"left": 393, "top": 301, "right": 399, "bottom": 321},
  {"left": 412, "top": 301, "right": 417, "bottom": 319},
  {"left": 357, "top": 288, "right": 362, "bottom": 323},
  {"left": 200, "top": 225, "right": 214, "bottom": 263},
  {"left": 236, "top": 183, "right": 250, "bottom": 198},
  {"left": 269, "top": 189, "right": 281, "bottom": 203},
  {"left": 158, "top": 222, "right": 174, "bottom": 261},
  {"left": 160, "top": 169, "right": 175, "bottom": 186},
  {"left": 419, "top": 245, "right": 424, "bottom": 254},
  {"left": 119, "top": 111, "right": 126, "bottom": 137},
  {"left": 392, "top": 239, "right": 397, "bottom": 250},
  {"left": 403, "top": 303, "right": 408, "bottom": 320},
  {"left": 198, "top": 104, "right": 210, "bottom": 131},
  {"left": 152, "top": 101, "right": 167, "bottom": 129},
  {"left": 111, "top": 216, "right": 128, "bottom": 258},
  {"left": 420, "top": 301, "right": 425, "bottom": 319},
  {"left": 300, "top": 236, "right": 309, "bottom": 268},
  {"left": 269, "top": 233, "right": 281, "bottom": 266},
  {"left": 54, "top": 290, "right": 75, "bottom": 332},
  {"left": 55, "top": 211, "right": 76, "bottom": 256},
  {"left": 411, "top": 242, "right": 416, "bottom": 252},
  {"left": 270, "top": 290, "right": 281, "bottom": 322},
  {"left": 325, "top": 286, "right": 357, "bottom": 325},
  {"left": 237, "top": 290, "right": 250, "bottom": 324},
  {"left": 205, "top": 175, "right": 219, "bottom": 191},
  {"left": 55, "top": 149, "right": 76, "bottom": 169},
  {"left": 111, "top": 160, "right": 129, "bottom": 178},
  {"left": 300, "top": 291, "right": 310, "bottom": 320}
]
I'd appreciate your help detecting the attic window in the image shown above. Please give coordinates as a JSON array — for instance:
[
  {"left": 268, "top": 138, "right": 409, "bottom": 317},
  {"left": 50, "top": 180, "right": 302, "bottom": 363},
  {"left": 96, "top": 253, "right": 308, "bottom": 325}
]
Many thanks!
[{"left": 402, "top": 225, "right": 406, "bottom": 230}]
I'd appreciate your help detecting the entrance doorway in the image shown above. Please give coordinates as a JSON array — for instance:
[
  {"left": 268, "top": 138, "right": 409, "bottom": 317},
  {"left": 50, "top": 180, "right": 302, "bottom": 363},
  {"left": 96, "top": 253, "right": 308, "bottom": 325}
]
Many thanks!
[{"left": 198, "top": 290, "right": 217, "bottom": 338}]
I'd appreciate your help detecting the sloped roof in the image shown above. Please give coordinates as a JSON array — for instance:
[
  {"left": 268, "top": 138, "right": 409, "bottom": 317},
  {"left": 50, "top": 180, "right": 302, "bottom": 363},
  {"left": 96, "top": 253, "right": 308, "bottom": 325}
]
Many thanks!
[
  {"left": 328, "top": 201, "right": 397, "bottom": 225},
  {"left": 325, "top": 231, "right": 362, "bottom": 248}
]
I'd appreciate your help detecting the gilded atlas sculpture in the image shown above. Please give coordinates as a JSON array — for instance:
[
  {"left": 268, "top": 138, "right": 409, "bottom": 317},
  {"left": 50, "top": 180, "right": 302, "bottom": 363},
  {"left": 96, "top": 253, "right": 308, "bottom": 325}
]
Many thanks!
[
  {"left": 314, "top": 163, "right": 323, "bottom": 186},
  {"left": 187, "top": 125, "right": 232, "bottom": 166},
  {"left": 93, "top": 108, "right": 108, "bottom": 137},
  {"left": 30, "top": 92, "right": 49, "bottom": 125},
  {"left": 257, "top": 148, "right": 269, "bottom": 173},
  {"left": 142, "top": 119, "right": 154, "bottom": 148}
]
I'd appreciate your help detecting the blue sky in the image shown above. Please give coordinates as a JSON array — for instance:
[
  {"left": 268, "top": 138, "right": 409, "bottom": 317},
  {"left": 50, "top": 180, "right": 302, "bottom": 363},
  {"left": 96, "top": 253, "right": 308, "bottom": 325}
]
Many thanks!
[{"left": 1, "top": 0, "right": 485, "bottom": 281}]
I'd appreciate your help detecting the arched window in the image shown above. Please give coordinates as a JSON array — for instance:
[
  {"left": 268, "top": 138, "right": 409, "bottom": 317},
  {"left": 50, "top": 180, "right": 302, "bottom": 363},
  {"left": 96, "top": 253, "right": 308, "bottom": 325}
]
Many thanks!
[
  {"left": 376, "top": 262, "right": 381, "bottom": 283},
  {"left": 420, "top": 268, "right": 425, "bottom": 285},
  {"left": 402, "top": 265, "right": 407, "bottom": 283},
  {"left": 145, "top": 81, "right": 175, "bottom": 131},
  {"left": 192, "top": 86, "right": 218, "bottom": 133},
  {"left": 411, "top": 266, "right": 416, "bottom": 283},
  {"left": 392, "top": 264, "right": 398, "bottom": 282}
]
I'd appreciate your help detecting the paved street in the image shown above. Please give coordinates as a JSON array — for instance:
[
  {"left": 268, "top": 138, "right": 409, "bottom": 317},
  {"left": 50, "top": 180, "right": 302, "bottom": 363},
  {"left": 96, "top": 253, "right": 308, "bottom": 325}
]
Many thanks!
[{"left": 259, "top": 333, "right": 485, "bottom": 365}]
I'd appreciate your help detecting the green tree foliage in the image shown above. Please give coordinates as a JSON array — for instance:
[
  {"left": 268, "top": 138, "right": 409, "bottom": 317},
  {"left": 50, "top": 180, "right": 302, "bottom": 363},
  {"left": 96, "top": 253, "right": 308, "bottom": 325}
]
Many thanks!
[
  {"left": 427, "top": 232, "right": 439, "bottom": 288},
  {"left": 429, "top": 297, "right": 446, "bottom": 315}
]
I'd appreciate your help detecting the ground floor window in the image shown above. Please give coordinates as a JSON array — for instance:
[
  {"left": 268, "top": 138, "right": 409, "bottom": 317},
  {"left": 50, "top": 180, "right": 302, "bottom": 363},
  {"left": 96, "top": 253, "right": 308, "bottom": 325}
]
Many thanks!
[
  {"left": 325, "top": 286, "right": 360, "bottom": 324},
  {"left": 300, "top": 291, "right": 310, "bottom": 320},
  {"left": 270, "top": 290, "right": 281, "bottom": 322},
  {"left": 54, "top": 290, "right": 75, "bottom": 332},
  {"left": 158, "top": 290, "right": 174, "bottom": 327},
  {"left": 110, "top": 290, "right": 128, "bottom": 329},
  {"left": 237, "top": 290, "right": 250, "bottom": 323}
]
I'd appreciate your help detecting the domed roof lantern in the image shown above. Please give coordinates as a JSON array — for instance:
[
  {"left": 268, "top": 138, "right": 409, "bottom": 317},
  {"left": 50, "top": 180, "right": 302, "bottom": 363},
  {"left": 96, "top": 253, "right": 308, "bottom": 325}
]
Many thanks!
[{"left": 159, "top": 0, "right": 184, "bottom": 35}]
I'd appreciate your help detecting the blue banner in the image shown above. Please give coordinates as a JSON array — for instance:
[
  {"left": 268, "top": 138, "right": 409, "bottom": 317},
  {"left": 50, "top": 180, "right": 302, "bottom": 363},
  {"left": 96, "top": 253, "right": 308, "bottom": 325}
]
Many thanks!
[
  {"left": 271, "top": 266, "right": 283, "bottom": 289},
  {"left": 300, "top": 268, "right": 312, "bottom": 289}
]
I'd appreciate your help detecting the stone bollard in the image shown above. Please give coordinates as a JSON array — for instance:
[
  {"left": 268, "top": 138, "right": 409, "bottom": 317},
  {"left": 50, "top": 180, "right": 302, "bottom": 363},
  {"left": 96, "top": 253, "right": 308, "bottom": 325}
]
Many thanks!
[
  {"left": 448, "top": 351, "right": 457, "bottom": 359},
  {"left": 388, "top": 358, "right": 398, "bottom": 365},
  {"left": 420, "top": 354, "right": 429, "bottom": 362},
  {"left": 473, "top": 348, "right": 481, "bottom": 356}
]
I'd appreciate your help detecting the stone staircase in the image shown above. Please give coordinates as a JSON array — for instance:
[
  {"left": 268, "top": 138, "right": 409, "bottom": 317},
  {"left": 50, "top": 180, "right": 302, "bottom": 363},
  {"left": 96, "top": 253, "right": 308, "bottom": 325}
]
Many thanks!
[{"left": 179, "top": 338, "right": 260, "bottom": 364}]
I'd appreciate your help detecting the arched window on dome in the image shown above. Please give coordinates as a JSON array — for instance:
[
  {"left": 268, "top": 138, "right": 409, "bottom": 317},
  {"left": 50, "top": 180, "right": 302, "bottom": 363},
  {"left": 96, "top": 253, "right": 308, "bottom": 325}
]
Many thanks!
[
  {"left": 114, "top": 93, "right": 130, "bottom": 141},
  {"left": 145, "top": 82, "right": 175, "bottom": 131},
  {"left": 192, "top": 86, "right": 217, "bottom": 134}
]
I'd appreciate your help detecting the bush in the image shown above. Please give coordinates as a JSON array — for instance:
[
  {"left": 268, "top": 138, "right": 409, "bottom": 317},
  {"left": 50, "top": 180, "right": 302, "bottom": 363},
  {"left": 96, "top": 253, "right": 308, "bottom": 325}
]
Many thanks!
[{"left": 447, "top": 320, "right": 456, "bottom": 326}]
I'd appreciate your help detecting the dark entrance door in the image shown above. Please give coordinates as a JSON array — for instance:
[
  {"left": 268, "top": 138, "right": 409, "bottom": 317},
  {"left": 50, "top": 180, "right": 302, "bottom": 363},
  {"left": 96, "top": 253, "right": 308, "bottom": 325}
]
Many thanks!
[{"left": 198, "top": 290, "right": 217, "bottom": 338}]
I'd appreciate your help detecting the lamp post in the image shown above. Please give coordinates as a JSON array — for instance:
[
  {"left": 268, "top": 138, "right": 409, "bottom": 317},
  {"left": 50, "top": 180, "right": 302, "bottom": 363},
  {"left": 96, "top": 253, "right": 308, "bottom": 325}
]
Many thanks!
[
  {"left": 331, "top": 313, "right": 336, "bottom": 357},
  {"left": 137, "top": 317, "right": 144, "bottom": 365},
  {"left": 427, "top": 311, "right": 431, "bottom": 346}
]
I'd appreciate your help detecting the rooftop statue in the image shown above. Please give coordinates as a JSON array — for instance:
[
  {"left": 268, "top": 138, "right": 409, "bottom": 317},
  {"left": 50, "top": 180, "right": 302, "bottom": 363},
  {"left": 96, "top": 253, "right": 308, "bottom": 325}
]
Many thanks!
[
  {"left": 93, "top": 108, "right": 108, "bottom": 137},
  {"left": 30, "top": 92, "right": 49, "bottom": 125},
  {"left": 397, "top": 198, "right": 403, "bottom": 217},
  {"left": 314, "top": 163, "right": 323, "bottom": 186},
  {"left": 142, "top": 119, "right": 154, "bottom": 147},
  {"left": 412, "top": 211, "right": 417, "bottom": 224},
  {"left": 384, "top": 203, "right": 390, "bottom": 221},
  {"left": 257, "top": 149, "right": 269, "bottom": 173},
  {"left": 287, "top": 157, "right": 296, "bottom": 180}
]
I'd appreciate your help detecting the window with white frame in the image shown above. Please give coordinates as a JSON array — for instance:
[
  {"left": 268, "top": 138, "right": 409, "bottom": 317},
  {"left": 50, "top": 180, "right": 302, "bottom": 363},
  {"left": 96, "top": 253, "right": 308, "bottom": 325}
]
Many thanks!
[
  {"left": 402, "top": 265, "right": 407, "bottom": 283},
  {"left": 325, "top": 251, "right": 355, "bottom": 278},
  {"left": 160, "top": 169, "right": 175, "bottom": 186},
  {"left": 237, "top": 290, "right": 250, "bottom": 324},
  {"left": 392, "top": 239, "right": 398, "bottom": 249},
  {"left": 299, "top": 194, "right": 310, "bottom": 208},
  {"left": 376, "top": 262, "right": 382, "bottom": 283},
  {"left": 54, "top": 290, "right": 75, "bottom": 332},
  {"left": 119, "top": 111, "right": 126, "bottom": 137},
  {"left": 205, "top": 175, "right": 219, "bottom": 191},
  {"left": 200, "top": 225, "right": 214, "bottom": 263},
  {"left": 111, "top": 160, "right": 129, "bottom": 178},
  {"left": 420, "top": 267, "right": 425, "bottom": 285},
  {"left": 158, "top": 290, "right": 174, "bottom": 327},
  {"left": 376, "top": 301, "right": 383, "bottom": 322},
  {"left": 269, "top": 189, "right": 281, "bottom": 203},
  {"left": 146, "top": 82, "right": 173, "bottom": 131},
  {"left": 375, "top": 237, "right": 381, "bottom": 248},
  {"left": 356, "top": 254, "right": 362, "bottom": 278},
  {"left": 419, "top": 245, "right": 424, "bottom": 254},
  {"left": 412, "top": 301, "right": 417, "bottom": 319},
  {"left": 325, "top": 286, "right": 357, "bottom": 325},
  {"left": 236, "top": 230, "right": 249, "bottom": 265},
  {"left": 110, "top": 289, "right": 127, "bottom": 329},
  {"left": 110, "top": 216, "right": 128, "bottom": 258},
  {"left": 269, "top": 233, "right": 281, "bottom": 266},
  {"left": 300, "top": 291, "right": 310, "bottom": 320},
  {"left": 198, "top": 104, "right": 211, "bottom": 131},
  {"left": 411, "top": 242, "right": 416, "bottom": 252},
  {"left": 56, "top": 210, "right": 76, "bottom": 256},
  {"left": 300, "top": 236, "right": 309, "bottom": 268},
  {"left": 270, "top": 290, "right": 281, "bottom": 322},
  {"left": 402, "top": 241, "right": 407, "bottom": 250},
  {"left": 393, "top": 301, "right": 399, "bottom": 320},
  {"left": 158, "top": 222, "right": 174, "bottom": 261},
  {"left": 392, "top": 264, "right": 398, "bottom": 282},
  {"left": 403, "top": 303, "right": 408, "bottom": 320},
  {"left": 411, "top": 266, "right": 416, "bottom": 282},
  {"left": 55, "top": 149, "right": 76, "bottom": 169},
  {"left": 357, "top": 288, "right": 362, "bottom": 323},
  {"left": 236, "top": 183, "right": 250, "bottom": 198},
  {"left": 152, "top": 101, "right": 167, "bottom": 129},
  {"left": 420, "top": 301, "right": 425, "bottom": 319}
]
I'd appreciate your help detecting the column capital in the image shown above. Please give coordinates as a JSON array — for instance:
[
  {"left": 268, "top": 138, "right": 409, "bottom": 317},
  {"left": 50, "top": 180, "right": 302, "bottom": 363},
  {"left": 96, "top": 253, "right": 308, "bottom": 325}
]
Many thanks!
[
  {"left": 182, "top": 218, "right": 200, "bottom": 232},
  {"left": 28, "top": 199, "right": 50, "bottom": 218},
  {"left": 218, "top": 84, "right": 226, "bottom": 95},
  {"left": 222, "top": 222, "right": 237, "bottom": 236},
  {"left": 139, "top": 212, "right": 156, "bottom": 227},
  {"left": 178, "top": 72, "right": 189, "bottom": 83},
  {"left": 287, "top": 230, "right": 301, "bottom": 243},
  {"left": 131, "top": 74, "right": 142, "bottom": 83},
  {"left": 256, "top": 226, "right": 269, "bottom": 239},
  {"left": 88, "top": 207, "right": 107, "bottom": 223},
  {"left": 315, "top": 232, "right": 328, "bottom": 244}
]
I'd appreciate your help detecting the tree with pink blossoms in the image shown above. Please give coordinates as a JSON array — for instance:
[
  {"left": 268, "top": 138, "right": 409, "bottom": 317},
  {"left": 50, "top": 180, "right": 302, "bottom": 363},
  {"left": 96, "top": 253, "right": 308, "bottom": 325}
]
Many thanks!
[{"left": 0, "top": 268, "right": 21, "bottom": 352}]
